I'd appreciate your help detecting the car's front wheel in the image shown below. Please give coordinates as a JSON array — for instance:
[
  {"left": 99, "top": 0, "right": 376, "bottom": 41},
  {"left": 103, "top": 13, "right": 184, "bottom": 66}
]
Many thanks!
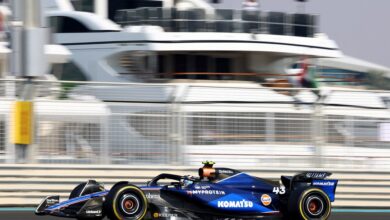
[
  {"left": 287, "top": 187, "right": 331, "bottom": 220},
  {"left": 105, "top": 184, "right": 148, "bottom": 220}
]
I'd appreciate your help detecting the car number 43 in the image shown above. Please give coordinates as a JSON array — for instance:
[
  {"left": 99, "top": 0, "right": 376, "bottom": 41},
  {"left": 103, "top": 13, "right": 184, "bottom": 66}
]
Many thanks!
[{"left": 273, "top": 186, "right": 286, "bottom": 195}]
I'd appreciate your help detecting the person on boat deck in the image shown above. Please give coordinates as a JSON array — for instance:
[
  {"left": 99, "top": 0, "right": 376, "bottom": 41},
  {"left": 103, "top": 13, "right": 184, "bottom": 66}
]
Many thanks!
[{"left": 242, "top": 0, "right": 259, "bottom": 11}]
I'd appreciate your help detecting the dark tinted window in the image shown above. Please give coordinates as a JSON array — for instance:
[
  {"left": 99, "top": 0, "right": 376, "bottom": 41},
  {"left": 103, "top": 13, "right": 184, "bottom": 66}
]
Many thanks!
[
  {"left": 158, "top": 55, "right": 165, "bottom": 74},
  {"left": 108, "top": 0, "right": 163, "bottom": 21},
  {"left": 71, "top": 0, "right": 94, "bottom": 13},
  {"left": 50, "top": 16, "right": 90, "bottom": 33},
  {"left": 174, "top": 55, "right": 187, "bottom": 73},
  {"left": 216, "top": 58, "right": 232, "bottom": 73},
  {"left": 51, "top": 62, "right": 89, "bottom": 81},
  {"left": 0, "top": 121, "right": 4, "bottom": 151},
  {"left": 195, "top": 55, "right": 208, "bottom": 72}
]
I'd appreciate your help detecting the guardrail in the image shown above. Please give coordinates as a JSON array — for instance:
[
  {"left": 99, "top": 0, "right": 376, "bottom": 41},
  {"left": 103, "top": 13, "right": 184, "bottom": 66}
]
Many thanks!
[
  {"left": 1, "top": 79, "right": 390, "bottom": 169},
  {"left": 0, "top": 165, "right": 388, "bottom": 208}
]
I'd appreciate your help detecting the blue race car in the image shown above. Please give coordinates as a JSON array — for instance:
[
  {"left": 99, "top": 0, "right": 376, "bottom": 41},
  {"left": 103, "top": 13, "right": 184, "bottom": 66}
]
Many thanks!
[{"left": 35, "top": 161, "right": 338, "bottom": 220}]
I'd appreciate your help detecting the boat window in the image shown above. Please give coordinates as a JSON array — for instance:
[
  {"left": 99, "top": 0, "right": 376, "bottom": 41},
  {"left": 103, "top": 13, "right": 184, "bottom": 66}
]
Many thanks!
[
  {"left": 195, "top": 55, "right": 208, "bottom": 73},
  {"left": 143, "top": 55, "right": 157, "bottom": 74},
  {"left": 116, "top": 8, "right": 317, "bottom": 37},
  {"left": 71, "top": 0, "right": 94, "bottom": 13},
  {"left": 157, "top": 55, "right": 165, "bottom": 76},
  {"left": 0, "top": 121, "right": 4, "bottom": 152},
  {"left": 174, "top": 55, "right": 188, "bottom": 73},
  {"left": 215, "top": 58, "right": 232, "bottom": 73},
  {"left": 291, "top": 63, "right": 300, "bottom": 69},
  {"left": 50, "top": 62, "right": 89, "bottom": 81},
  {"left": 108, "top": 0, "right": 163, "bottom": 21},
  {"left": 159, "top": 54, "right": 234, "bottom": 80},
  {"left": 49, "top": 16, "right": 90, "bottom": 33}
]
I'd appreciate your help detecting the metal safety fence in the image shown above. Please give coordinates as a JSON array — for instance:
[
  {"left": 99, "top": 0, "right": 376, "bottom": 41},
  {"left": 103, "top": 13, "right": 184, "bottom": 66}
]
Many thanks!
[{"left": 1, "top": 79, "right": 390, "bottom": 169}]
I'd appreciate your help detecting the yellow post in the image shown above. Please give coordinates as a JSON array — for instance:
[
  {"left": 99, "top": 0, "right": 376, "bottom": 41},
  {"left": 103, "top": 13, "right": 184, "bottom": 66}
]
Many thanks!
[{"left": 12, "top": 101, "right": 33, "bottom": 145}]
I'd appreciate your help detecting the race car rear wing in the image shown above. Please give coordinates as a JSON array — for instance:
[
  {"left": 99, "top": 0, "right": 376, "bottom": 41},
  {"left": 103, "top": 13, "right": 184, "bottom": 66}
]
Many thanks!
[
  {"left": 281, "top": 171, "right": 332, "bottom": 190},
  {"left": 35, "top": 195, "right": 60, "bottom": 215},
  {"left": 293, "top": 171, "right": 332, "bottom": 181}
]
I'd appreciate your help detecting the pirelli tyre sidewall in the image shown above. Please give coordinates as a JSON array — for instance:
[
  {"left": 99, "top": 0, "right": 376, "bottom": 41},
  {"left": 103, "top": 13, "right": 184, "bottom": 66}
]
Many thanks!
[
  {"left": 288, "top": 187, "right": 331, "bottom": 220},
  {"left": 105, "top": 184, "right": 148, "bottom": 220}
]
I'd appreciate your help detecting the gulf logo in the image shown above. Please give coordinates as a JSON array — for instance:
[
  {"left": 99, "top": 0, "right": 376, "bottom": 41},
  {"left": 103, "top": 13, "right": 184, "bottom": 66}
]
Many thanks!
[{"left": 261, "top": 194, "right": 272, "bottom": 206}]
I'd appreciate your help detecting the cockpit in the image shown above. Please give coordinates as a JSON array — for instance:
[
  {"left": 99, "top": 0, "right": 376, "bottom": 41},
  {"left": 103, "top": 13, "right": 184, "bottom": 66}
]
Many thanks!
[{"left": 146, "top": 161, "right": 240, "bottom": 189}]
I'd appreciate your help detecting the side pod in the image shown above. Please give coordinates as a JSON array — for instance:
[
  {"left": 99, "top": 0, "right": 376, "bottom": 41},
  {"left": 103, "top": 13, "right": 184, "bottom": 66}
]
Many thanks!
[{"left": 35, "top": 195, "right": 60, "bottom": 215}]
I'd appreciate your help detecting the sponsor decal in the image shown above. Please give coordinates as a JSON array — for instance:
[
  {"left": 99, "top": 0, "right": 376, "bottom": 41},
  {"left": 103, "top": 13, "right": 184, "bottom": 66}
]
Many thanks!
[
  {"left": 313, "top": 181, "right": 335, "bottom": 186},
  {"left": 217, "top": 169, "right": 234, "bottom": 174},
  {"left": 217, "top": 200, "right": 254, "bottom": 208},
  {"left": 306, "top": 172, "right": 327, "bottom": 179},
  {"left": 145, "top": 193, "right": 159, "bottom": 199},
  {"left": 272, "top": 186, "right": 286, "bottom": 195},
  {"left": 46, "top": 199, "right": 59, "bottom": 204},
  {"left": 86, "top": 210, "right": 101, "bottom": 214},
  {"left": 194, "top": 185, "right": 211, "bottom": 190},
  {"left": 187, "top": 190, "right": 226, "bottom": 195},
  {"left": 153, "top": 212, "right": 178, "bottom": 218},
  {"left": 261, "top": 194, "right": 272, "bottom": 206}
]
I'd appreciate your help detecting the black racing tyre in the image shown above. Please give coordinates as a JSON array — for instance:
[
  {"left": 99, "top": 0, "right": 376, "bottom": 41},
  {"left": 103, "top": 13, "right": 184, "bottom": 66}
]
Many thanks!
[
  {"left": 105, "top": 184, "right": 148, "bottom": 220},
  {"left": 287, "top": 187, "right": 331, "bottom": 220}
]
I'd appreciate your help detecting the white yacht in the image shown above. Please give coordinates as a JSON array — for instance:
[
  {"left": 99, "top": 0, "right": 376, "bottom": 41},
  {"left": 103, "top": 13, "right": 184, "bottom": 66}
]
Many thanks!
[
  {"left": 45, "top": 0, "right": 342, "bottom": 83},
  {"left": 2, "top": 0, "right": 390, "bottom": 166}
]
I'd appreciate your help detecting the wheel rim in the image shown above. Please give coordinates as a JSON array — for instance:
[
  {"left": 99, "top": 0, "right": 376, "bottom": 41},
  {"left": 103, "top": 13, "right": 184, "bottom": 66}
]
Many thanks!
[
  {"left": 305, "top": 195, "right": 324, "bottom": 217},
  {"left": 120, "top": 194, "right": 140, "bottom": 216}
]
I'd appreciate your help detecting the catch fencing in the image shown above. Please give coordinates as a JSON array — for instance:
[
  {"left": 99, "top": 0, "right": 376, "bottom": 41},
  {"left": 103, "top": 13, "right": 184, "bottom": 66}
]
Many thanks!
[{"left": 1, "top": 79, "right": 390, "bottom": 169}]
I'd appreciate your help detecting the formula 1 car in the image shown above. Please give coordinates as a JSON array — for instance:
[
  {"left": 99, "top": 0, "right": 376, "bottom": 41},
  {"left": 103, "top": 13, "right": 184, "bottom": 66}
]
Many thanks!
[{"left": 35, "top": 161, "right": 338, "bottom": 220}]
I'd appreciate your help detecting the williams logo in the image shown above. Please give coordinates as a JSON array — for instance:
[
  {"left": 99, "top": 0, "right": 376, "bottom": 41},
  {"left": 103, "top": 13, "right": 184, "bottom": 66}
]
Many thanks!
[
  {"left": 217, "top": 200, "right": 254, "bottom": 208},
  {"left": 261, "top": 194, "right": 272, "bottom": 206}
]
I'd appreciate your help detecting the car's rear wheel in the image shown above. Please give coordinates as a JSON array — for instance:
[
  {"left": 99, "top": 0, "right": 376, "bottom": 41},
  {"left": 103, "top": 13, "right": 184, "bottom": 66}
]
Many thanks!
[
  {"left": 287, "top": 187, "right": 331, "bottom": 220},
  {"left": 105, "top": 184, "right": 148, "bottom": 220}
]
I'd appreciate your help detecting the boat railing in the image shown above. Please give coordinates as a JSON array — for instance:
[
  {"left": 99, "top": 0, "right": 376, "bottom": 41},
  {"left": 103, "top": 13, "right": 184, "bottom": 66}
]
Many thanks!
[{"left": 115, "top": 7, "right": 318, "bottom": 37}]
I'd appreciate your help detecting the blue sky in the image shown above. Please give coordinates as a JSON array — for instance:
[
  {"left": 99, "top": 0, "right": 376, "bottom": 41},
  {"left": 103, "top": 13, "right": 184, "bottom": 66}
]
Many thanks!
[{"left": 216, "top": 0, "right": 390, "bottom": 68}]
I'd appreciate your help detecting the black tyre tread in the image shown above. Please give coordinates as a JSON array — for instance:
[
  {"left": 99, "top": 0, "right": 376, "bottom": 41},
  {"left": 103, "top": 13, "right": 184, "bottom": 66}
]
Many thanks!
[{"left": 104, "top": 183, "right": 127, "bottom": 219}]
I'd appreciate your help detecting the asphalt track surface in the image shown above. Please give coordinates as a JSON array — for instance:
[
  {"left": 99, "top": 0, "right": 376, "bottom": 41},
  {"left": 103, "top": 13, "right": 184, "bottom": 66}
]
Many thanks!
[{"left": 1, "top": 210, "right": 390, "bottom": 220}]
